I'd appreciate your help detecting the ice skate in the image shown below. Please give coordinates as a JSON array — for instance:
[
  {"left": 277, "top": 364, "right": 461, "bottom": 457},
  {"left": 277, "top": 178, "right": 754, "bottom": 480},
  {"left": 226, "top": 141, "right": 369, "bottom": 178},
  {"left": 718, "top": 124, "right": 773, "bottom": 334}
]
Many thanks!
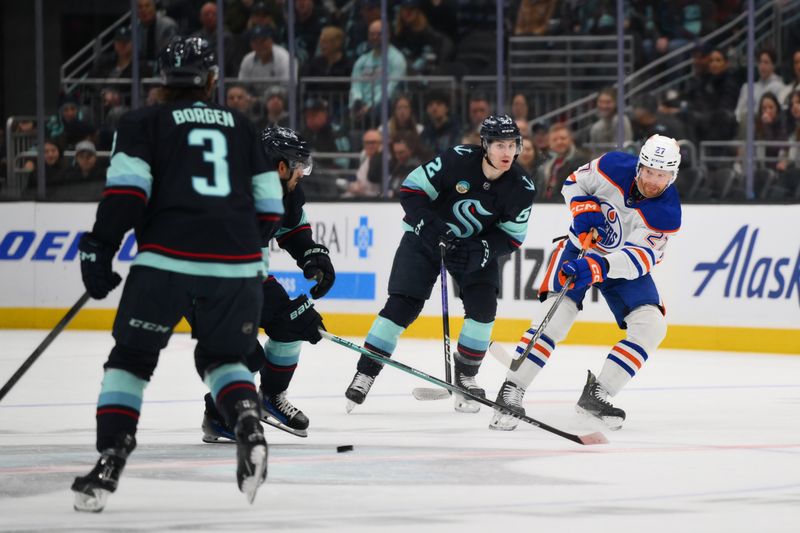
[
  {"left": 453, "top": 370, "right": 484, "bottom": 413},
  {"left": 201, "top": 393, "right": 235, "bottom": 443},
  {"left": 489, "top": 380, "right": 526, "bottom": 431},
  {"left": 72, "top": 433, "right": 136, "bottom": 513},
  {"left": 345, "top": 371, "right": 375, "bottom": 413},
  {"left": 234, "top": 402, "right": 268, "bottom": 504},
  {"left": 575, "top": 370, "right": 626, "bottom": 430},
  {"left": 261, "top": 390, "right": 309, "bottom": 438}
]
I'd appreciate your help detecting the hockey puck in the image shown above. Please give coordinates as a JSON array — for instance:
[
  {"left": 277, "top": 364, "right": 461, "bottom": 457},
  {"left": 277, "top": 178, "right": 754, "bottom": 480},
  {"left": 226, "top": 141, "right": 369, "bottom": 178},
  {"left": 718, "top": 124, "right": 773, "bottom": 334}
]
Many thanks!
[{"left": 336, "top": 445, "right": 354, "bottom": 453}]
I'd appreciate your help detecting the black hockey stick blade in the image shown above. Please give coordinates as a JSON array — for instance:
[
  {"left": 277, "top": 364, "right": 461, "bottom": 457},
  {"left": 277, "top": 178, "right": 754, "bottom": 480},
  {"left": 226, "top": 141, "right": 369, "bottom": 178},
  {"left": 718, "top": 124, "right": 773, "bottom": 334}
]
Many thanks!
[
  {"left": 0, "top": 291, "right": 90, "bottom": 403},
  {"left": 412, "top": 387, "right": 450, "bottom": 401},
  {"left": 321, "top": 330, "right": 608, "bottom": 445}
]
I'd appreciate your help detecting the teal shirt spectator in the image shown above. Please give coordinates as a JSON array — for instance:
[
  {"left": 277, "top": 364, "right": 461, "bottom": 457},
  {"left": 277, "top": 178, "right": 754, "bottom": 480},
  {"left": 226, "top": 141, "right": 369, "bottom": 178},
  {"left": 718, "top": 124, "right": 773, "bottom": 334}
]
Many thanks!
[{"left": 349, "top": 45, "right": 407, "bottom": 113}]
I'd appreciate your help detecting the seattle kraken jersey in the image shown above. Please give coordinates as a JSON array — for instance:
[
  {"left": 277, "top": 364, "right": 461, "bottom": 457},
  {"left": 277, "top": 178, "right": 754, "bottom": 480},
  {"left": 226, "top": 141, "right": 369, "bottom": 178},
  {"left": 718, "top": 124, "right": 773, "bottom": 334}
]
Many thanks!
[
  {"left": 261, "top": 182, "right": 317, "bottom": 273},
  {"left": 93, "top": 100, "right": 284, "bottom": 278},
  {"left": 563, "top": 151, "right": 682, "bottom": 279},
  {"left": 399, "top": 144, "right": 536, "bottom": 256}
]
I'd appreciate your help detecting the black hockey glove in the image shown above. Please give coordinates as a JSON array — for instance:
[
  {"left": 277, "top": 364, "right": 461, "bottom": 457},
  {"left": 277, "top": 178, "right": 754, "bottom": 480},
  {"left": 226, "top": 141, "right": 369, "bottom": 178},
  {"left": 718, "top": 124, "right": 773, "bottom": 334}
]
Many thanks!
[
  {"left": 262, "top": 295, "right": 324, "bottom": 344},
  {"left": 444, "top": 239, "right": 491, "bottom": 275},
  {"left": 300, "top": 245, "right": 336, "bottom": 299},
  {"left": 78, "top": 232, "right": 122, "bottom": 299},
  {"left": 413, "top": 210, "right": 453, "bottom": 252}
]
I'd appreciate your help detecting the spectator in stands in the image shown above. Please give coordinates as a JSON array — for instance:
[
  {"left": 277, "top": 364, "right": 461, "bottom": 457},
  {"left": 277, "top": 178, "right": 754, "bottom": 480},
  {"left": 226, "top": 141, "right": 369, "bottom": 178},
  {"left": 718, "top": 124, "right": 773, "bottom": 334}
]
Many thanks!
[
  {"left": 510, "top": 93, "right": 531, "bottom": 133},
  {"left": 516, "top": 135, "right": 540, "bottom": 177},
  {"left": 641, "top": 2, "right": 716, "bottom": 66},
  {"left": 300, "top": 25, "right": 353, "bottom": 95},
  {"left": 190, "top": 1, "right": 240, "bottom": 77},
  {"left": 781, "top": 49, "right": 800, "bottom": 128},
  {"left": 292, "top": 0, "right": 330, "bottom": 67},
  {"left": 419, "top": 89, "right": 461, "bottom": 155},
  {"left": 630, "top": 93, "right": 686, "bottom": 143},
  {"left": 569, "top": 0, "right": 618, "bottom": 35},
  {"left": 735, "top": 47, "right": 786, "bottom": 124},
  {"left": 536, "top": 122, "right": 590, "bottom": 202},
  {"left": 97, "top": 87, "right": 129, "bottom": 151},
  {"left": 531, "top": 121, "right": 550, "bottom": 164},
  {"left": 392, "top": 0, "right": 454, "bottom": 75},
  {"left": 136, "top": 0, "right": 178, "bottom": 63},
  {"left": 23, "top": 139, "right": 67, "bottom": 186},
  {"left": 349, "top": 19, "right": 407, "bottom": 127},
  {"left": 514, "top": 0, "right": 566, "bottom": 36},
  {"left": 238, "top": 25, "right": 294, "bottom": 84},
  {"left": 416, "top": 0, "right": 458, "bottom": 44},
  {"left": 684, "top": 47, "right": 739, "bottom": 134},
  {"left": 91, "top": 26, "right": 150, "bottom": 83},
  {"left": 46, "top": 93, "right": 95, "bottom": 150},
  {"left": 739, "top": 92, "right": 786, "bottom": 170},
  {"left": 64, "top": 140, "right": 106, "bottom": 183},
  {"left": 145, "top": 86, "right": 164, "bottom": 106},
  {"left": 226, "top": 0, "right": 282, "bottom": 36},
  {"left": 225, "top": 83, "right": 258, "bottom": 121},
  {"left": 462, "top": 93, "right": 492, "bottom": 138},
  {"left": 258, "top": 86, "right": 290, "bottom": 129},
  {"left": 380, "top": 94, "right": 423, "bottom": 148},
  {"left": 345, "top": 0, "right": 382, "bottom": 60},
  {"left": 588, "top": 87, "right": 633, "bottom": 149},
  {"left": 461, "top": 130, "right": 481, "bottom": 145},
  {"left": 301, "top": 97, "right": 351, "bottom": 162},
  {"left": 368, "top": 132, "right": 421, "bottom": 196},
  {"left": 345, "top": 128, "right": 383, "bottom": 197},
  {"left": 776, "top": 90, "right": 800, "bottom": 199}
]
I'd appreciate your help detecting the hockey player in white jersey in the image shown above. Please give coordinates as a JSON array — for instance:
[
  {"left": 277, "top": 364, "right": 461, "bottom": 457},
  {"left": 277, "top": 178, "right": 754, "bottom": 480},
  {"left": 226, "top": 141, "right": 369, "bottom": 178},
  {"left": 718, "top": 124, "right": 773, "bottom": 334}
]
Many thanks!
[{"left": 490, "top": 134, "right": 682, "bottom": 431}]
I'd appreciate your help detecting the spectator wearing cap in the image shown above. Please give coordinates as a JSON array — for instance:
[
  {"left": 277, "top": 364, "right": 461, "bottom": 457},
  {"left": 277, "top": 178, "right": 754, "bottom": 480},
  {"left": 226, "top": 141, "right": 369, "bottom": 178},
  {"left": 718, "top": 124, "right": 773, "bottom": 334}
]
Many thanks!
[
  {"left": 258, "top": 86, "right": 290, "bottom": 129},
  {"left": 419, "top": 89, "right": 461, "bottom": 155},
  {"left": 46, "top": 92, "right": 95, "bottom": 150},
  {"left": 301, "top": 98, "right": 351, "bottom": 156},
  {"left": 588, "top": 87, "right": 633, "bottom": 150},
  {"left": 536, "top": 123, "right": 590, "bottom": 202},
  {"left": 64, "top": 140, "right": 106, "bottom": 183},
  {"left": 238, "top": 25, "right": 294, "bottom": 82},
  {"left": 191, "top": 1, "right": 240, "bottom": 77},
  {"left": 91, "top": 26, "right": 148, "bottom": 81},
  {"left": 392, "top": 0, "right": 453, "bottom": 75},
  {"left": 136, "top": 0, "right": 178, "bottom": 63},
  {"left": 349, "top": 19, "right": 407, "bottom": 126}
]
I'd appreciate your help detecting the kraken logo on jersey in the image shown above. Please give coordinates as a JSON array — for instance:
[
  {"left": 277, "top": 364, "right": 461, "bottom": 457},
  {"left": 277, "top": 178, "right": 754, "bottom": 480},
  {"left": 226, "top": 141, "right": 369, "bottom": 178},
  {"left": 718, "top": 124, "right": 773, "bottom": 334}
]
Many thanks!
[
  {"left": 448, "top": 199, "right": 492, "bottom": 238},
  {"left": 600, "top": 201, "right": 622, "bottom": 249}
]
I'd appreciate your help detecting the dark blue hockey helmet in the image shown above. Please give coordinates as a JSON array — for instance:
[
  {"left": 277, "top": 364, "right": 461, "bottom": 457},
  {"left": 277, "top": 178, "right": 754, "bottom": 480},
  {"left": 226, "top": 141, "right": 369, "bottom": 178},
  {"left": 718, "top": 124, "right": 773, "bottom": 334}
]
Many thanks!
[
  {"left": 157, "top": 36, "right": 218, "bottom": 88},
  {"left": 261, "top": 126, "right": 313, "bottom": 175},
  {"left": 479, "top": 114, "right": 522, "bottom": 157}
]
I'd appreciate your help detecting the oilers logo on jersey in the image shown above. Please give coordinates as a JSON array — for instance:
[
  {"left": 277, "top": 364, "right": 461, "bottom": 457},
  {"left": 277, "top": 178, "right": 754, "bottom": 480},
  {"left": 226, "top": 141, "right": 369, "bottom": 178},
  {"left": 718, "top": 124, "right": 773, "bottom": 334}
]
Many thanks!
[{"left": 598, "top": 201, "right": 622, "bottom": 249}]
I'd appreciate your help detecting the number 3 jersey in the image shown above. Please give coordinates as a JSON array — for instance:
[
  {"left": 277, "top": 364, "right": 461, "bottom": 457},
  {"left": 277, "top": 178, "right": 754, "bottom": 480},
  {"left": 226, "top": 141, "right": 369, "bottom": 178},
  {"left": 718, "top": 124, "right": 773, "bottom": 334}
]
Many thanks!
[
  {"left": 399, "top": 144, "right": 537, "bottom": 258},
  {"left": 563, "top": 151, "right": 682, "bottom": 280},
  {"left": 92, "top": 100, "right": 284, "bottom": 278}
]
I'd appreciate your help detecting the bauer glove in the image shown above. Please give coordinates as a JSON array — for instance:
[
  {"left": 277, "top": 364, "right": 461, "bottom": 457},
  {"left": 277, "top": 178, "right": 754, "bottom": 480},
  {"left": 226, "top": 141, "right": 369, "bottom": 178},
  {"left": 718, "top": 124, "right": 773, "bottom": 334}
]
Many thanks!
[
  {"left": 569, "top": 195, "right": 607, "bottom": 247},
  {"left": 559, "top": 254, "right": 608, "bottom": 290},
  {"left": 300, "top": 245, "right": 336, "bottom": 299},
  {"left": 78, "top": 232, "right": 122, "bottom": 299},
  {"left": 262, "top": 295, "right": 324, "bottom": 344}
]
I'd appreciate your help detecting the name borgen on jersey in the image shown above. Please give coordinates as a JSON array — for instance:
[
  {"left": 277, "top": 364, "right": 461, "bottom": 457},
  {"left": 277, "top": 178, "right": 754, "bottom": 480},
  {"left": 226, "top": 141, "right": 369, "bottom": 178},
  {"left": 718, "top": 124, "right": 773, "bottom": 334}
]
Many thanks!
[
  {"left": 398, "top": 144, "right": 536, "bottom": 253},
  {"left": 563, "top": 151, "right": 682, "bottom": 280}
]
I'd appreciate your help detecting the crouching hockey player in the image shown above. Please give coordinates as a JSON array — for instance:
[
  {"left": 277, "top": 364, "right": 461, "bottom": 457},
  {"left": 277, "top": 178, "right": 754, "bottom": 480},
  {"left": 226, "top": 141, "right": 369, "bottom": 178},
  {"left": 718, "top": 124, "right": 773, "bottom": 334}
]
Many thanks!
[
  {"left": 202, "top": 126, "right": 335, "bottom": 441},
  {"left": 71, "top": 37, "right": 282, "bottom": 511},
  {"left": 490, "top": 134, "right": 682, "bottom": 431},
  {"left": 345, "top": 115, "right": 537, "bottom": 413}
]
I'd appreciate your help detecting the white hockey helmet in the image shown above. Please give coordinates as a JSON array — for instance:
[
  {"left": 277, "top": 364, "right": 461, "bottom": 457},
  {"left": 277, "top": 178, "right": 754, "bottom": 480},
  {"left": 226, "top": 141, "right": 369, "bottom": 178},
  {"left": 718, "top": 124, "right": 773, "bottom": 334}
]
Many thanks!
[{"left": 637, "top": 134, "right": 681, "bottom": 187}]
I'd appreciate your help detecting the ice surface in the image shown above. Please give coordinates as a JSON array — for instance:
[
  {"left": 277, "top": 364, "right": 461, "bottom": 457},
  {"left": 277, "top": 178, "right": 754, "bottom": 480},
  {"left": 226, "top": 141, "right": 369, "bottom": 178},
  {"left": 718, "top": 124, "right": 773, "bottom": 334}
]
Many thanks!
[{"left": 1, "top": 329, "right": 799, "bottom": 532}]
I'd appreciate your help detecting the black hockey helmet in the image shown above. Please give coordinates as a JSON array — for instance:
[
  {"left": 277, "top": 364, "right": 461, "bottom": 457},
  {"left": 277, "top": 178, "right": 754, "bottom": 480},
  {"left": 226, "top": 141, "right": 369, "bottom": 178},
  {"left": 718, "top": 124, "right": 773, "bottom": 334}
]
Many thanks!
[
  {"left": 479, "top": 114, "right": 522, "bottom": 157},
  {"left": 261, "top": 126, "right": 313, "bottom": 175},
  {"left": 157, "top": 36, "right": 218, "bottom": 88}
]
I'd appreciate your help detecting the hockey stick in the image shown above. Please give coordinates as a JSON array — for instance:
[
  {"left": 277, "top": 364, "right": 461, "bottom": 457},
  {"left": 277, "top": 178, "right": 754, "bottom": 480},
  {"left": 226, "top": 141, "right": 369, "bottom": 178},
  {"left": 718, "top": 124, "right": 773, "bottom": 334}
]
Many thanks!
[
  {"left": 494, "top": 230, "right": 597, "bottom": 372},
  {"left": 322, "top": 329, "right": 608, "bottom": 445},
  {"left": 0, "top": 291, "right": 91, "bottom": 403},
  {"left": 412, "top": 240, "right": 453, "bottom": 401}
]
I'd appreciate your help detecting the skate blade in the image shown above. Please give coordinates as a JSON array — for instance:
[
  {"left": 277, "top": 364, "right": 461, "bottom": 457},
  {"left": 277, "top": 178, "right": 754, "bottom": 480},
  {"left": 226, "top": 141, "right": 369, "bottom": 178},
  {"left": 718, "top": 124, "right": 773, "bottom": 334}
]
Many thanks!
[
  {"left": 345, "top": 400, "right": 358, "bottom": 414},
  {"left": 412, "top": 387, "right": 450, "bottom": 401},
  {"left": 202, "top": 433, "right": 236, "bottom": 444},
  {"left": 262, "top": 415, "right": 308, "bottom": 438},
  {"left": 575, "top": 405, "right": 624, "bottom": 431},
  {"left": 488, "top": 413, "right": 519, "bottom": 431},
  {"left": 73, "top": 488, "right": 110, "bottom": 513},
  {"left": 453, "top": 394, "right": 480, "bottom": 413},
  {"left": 240, "top": 445, "right": 268, "bottom": 504}
]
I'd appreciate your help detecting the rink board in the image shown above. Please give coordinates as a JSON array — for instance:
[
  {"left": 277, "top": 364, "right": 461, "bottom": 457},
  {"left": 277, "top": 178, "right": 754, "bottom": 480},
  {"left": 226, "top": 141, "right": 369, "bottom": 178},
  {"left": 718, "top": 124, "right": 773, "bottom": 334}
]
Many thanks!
[{"left": 0, "top": 202, "right": 797, "bottom": 354}]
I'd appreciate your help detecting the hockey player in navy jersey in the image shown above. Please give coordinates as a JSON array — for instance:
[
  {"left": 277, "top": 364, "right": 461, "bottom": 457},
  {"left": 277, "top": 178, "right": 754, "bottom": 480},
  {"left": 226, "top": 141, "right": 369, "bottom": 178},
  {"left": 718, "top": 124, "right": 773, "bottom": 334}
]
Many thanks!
[
  {"left": 201, "top": 126, "right": 334, "bottom": 441},
  {"left": 490, "top": 134, "right": 682, "bottom": 431},
  {"left": 71, "top": 37, "right": 283, "bottom": 511},
  {"left": 345, "top": 115, "right": 537, "bottom": 413}
]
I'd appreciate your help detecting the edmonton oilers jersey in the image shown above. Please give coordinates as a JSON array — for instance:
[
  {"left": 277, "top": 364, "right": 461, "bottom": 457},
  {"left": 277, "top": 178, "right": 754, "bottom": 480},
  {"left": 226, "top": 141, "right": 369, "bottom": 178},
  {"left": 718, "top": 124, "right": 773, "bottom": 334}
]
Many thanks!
[
  {"left": 95, "top": 100, "right": 284, "bottom": 278},
  {"left": 562, "top": 151, "right": 681, "bottom": 280},
  {"left": 399, "top": 144, "right": 536, "bottom": 253}
]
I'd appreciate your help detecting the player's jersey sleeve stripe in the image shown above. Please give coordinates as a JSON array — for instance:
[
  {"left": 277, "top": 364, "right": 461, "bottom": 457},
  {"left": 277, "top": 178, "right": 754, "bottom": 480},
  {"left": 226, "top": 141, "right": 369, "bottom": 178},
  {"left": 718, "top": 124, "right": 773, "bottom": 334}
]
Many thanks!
[
  {"left": 624, "top": 241, "right": 657, "bottom": 264},
  {"left": 105, "top": 153, "right": 153, "bottom": 198},
  {"left": 621, "top": 248, "right": 644, "bottom": 277},
  {"left": 102, "top": 188, "right": 147, "bottom": 201},
  {"left": 496, "top": 219, "right": 527, "bottom": 245},
  {"left": 400, "top": 165, "right": 439, "bottom": 200},
  {"left": 276, "top": 221, "right": 311, "bottom": 242},
  {"left": 252, "top": 170, "right": 284, "bottom": 215}
]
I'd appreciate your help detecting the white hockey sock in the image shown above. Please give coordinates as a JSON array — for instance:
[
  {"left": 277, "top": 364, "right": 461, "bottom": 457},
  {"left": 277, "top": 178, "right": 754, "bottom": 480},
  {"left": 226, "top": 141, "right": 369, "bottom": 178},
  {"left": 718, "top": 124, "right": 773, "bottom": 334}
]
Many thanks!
[
  {"left": 507, "top": 327, "right": 556, "bottom": 389},
  {"left": 597, "top": 340, "right": 649, "bottom": 396}
]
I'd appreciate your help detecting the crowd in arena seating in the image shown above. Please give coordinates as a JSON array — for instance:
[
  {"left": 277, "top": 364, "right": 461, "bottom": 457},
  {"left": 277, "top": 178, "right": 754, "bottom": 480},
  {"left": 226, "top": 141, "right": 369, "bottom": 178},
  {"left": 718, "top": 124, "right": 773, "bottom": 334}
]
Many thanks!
[{"left": 3, "top": 0, "right": 800, "bottom": 203}]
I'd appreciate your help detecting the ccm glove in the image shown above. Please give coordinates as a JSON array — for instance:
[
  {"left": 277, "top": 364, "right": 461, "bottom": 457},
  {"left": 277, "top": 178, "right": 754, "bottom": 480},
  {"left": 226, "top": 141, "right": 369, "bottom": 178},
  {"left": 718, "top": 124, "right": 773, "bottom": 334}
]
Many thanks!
[
  {"left": 559, "top": 254, "right": 608, "bottom": 290},
  {"left": 262, "top": 295, "right": 324, "bottom": 344},
  {"left": 569, "top": 195, "right": 607, "bottom": 246},
  {"left": 413, "top": 210, "right": 453, "bottom": 252},
  {"left": 301, "top": 245, "right": 336, "bottom": 299},
  {"left": 78, "top": 232, "right": 122, "bottom": 299},
  {"left": 444, "top": 239, "right": 491, "bottom": 275}
]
